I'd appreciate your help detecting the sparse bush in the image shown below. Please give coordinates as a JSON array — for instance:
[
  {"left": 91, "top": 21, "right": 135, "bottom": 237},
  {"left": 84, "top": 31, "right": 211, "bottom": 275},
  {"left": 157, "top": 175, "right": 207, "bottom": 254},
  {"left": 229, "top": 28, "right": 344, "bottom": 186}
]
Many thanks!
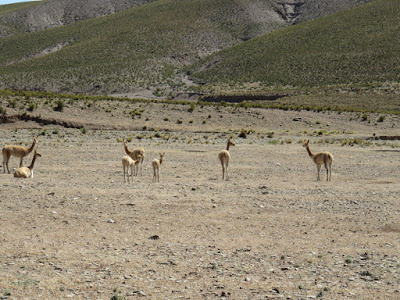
[
  {"left": 0, "top": 106, "right": 6, "bottom": 116},
  {"left": 8, "top": 100, "right": 16, "bottom": 108},
  {"left": 188, "top": 102, "right": 195, "bottom": 113},
  {"left": 361, "top": 112, "right": 368, "bottom": 121},
  {"left": 81, "top": 127, "right": 87, "bottom": 134},
  {"left": 54, "top": 100, "right": 65, "bottom": 112},
  {"left": 27, "top": 102, "right": 37, "bottom": 111},
  {"left": 377, "top": 115, "right": 386, "bottom": 122},
  {"left": 239, "top": 128, "right": 248, "bottom": 138},
  {"left": 268, "top": 139, "right": 279, "bottom": 145}
]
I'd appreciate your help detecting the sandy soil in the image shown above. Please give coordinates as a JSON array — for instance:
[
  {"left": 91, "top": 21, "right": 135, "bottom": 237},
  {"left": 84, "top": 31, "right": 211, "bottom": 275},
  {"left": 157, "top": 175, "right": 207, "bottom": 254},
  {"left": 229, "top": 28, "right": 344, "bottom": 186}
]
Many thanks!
[{"left": 1, "top": 99, "right": 400, "bottom": 299}]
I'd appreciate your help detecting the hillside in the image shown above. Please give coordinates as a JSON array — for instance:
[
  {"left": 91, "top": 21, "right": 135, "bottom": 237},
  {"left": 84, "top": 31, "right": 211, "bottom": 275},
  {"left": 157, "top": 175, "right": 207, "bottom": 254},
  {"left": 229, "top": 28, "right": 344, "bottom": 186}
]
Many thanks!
[
  {"left": 188, "top": 0, "right": 400, "bottom": 93},
  {"left": 0, "top": 0, "right": 155, "bottom": 37},
  {"left": 0, "top": 0, "right": 380, "bottom": 96}
]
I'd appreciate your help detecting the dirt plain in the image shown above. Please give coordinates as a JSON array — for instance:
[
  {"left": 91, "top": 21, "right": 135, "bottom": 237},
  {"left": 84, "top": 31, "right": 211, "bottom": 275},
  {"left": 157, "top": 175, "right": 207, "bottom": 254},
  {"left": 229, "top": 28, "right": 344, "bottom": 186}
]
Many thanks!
[{"left": 1, "top": 98, "right": 400, "bottom": 299}]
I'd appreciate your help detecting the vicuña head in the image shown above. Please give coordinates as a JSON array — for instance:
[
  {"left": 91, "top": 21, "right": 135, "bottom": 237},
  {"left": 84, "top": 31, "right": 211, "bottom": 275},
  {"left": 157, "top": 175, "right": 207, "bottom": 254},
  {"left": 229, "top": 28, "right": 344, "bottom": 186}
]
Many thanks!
[{"left": 226, "top": 138, "right": 235, "bottom": 150}]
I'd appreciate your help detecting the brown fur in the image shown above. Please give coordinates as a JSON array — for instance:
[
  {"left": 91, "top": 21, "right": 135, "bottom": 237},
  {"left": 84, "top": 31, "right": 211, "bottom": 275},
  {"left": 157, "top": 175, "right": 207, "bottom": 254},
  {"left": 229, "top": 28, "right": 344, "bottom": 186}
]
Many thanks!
[
  {"left": 14, "top": 150, "right": 41, "bottom": 178},
  {"left": 303, "top": 139, "right": 333, "bottom": 181},
  {"left": 122, "top": 155, "right": 140, "bottom": 183},
  {"left": 3, "top": 136, "right": 37, "bottom": 173},
  {"left": 124, "top": 140, "right": 145, "bottom": 176},
  {"left": 152, "top": 153, "right": 165, "bottom": 183},
  {"left": 218, "top": 138, "right": 235, "bottom": 180}
]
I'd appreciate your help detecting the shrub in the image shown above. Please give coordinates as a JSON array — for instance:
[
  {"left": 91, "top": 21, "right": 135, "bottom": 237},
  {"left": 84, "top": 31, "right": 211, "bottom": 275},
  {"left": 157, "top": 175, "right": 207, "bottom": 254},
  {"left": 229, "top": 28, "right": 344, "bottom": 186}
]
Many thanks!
[
  {"left": 81, "top": 127, "right": 87, "bottom": 134},
  {"left": 238, "top": 128, "right": 248, "bottom": 138},
  {"left": 361, "top": 112, "right": 368, "bottom": 121},
  {"left": 188, "top": 102, "right": 195, "bottom": 113},
  {"left": 54, "top": 100, "right": 65, "bottom": 112},
  {"left": 8, "top": 100, "right": 16, "bottom": 108},
  {"left": 377, "top": 115, "right": 386, "bottom": 122},
  {"left": 0, "top": 107, "right": 6, "bottom": 116},
  {"left": 27, "top": 103, "right": 37, "bottom": 111}
]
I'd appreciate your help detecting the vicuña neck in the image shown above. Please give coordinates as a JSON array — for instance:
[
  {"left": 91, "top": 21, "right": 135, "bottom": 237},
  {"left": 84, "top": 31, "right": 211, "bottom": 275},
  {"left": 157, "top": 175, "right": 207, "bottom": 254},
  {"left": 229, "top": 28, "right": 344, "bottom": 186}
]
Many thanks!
[
  {"left": 159, "top": 158, "right": 163, "bottom": 165},
  {"left": 28, "top": 155, "right": 38, "bottom": 170},
  {"left": 28, "top": 139, "right": 36, "bottom": 153},
  {"left": 226, "top": 142, "right": 230, "bottom": 151},
  {"left": 306, "top": 145, "right": 314, "bottom": 158},
  {"left": 124, "top": 143, "right": 131, "bottom": 155}
]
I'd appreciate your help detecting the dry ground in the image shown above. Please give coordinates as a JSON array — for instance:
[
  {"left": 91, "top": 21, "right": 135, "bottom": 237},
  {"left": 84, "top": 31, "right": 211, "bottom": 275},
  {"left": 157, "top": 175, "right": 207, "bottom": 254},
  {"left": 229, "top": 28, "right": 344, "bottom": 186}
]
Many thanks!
[{"left": 1, "top": 99, "right": 400, "bottom": 299}]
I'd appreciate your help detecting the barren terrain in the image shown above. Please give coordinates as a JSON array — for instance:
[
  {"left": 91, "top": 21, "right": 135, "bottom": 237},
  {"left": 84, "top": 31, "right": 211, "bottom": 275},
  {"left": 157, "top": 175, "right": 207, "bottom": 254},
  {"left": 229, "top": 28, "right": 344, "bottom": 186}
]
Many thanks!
[{"left": 1, "top": 99, "right": 400, "bottom": 299}]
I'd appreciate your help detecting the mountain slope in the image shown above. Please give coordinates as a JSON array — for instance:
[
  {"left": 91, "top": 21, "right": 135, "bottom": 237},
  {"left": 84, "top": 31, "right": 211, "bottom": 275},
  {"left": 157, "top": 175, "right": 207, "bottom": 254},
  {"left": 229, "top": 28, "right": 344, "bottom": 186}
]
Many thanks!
[
  {"left": 0, "top": 0, "right": 381, "bottom": 96},
  {"left": 0, "top": 0, "right": 155, "bottom": 37},
  {"left": 188, "top": 0, "right": 400, "bottom": 92},
  {"left": 0, "top": 0, "right": 289, "bottom": 94}
]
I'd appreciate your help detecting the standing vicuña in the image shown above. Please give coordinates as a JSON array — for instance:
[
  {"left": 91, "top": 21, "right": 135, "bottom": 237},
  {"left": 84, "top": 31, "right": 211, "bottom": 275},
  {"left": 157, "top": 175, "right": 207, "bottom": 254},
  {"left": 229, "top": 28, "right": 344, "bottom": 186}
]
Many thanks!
[
  {"left": 122, "top": 155, "right": 141, "bottom": 183},
  {"left": 124, "top": 140, "right": 145, "bottom": 176},
  {"left": 218, "top": 138, "right": 235, "bottom": 180},
  {"left": 14, "top": 150, "right": 41, "bottom": 178},
  {"left": 3, "top": 136, "right": 37, "bottom": 173},
  {"left": 152, "top": 152, "right": 165, "bottom": 182},
  {"left": 303, "top": 139, "right": 333, "bottom": 181}
]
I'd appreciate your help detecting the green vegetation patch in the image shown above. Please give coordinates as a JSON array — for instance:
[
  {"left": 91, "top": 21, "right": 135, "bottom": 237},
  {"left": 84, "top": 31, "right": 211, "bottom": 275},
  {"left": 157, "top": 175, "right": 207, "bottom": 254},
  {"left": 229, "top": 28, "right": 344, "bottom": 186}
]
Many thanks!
[{"left": 188, "top": 0, "right": 400, "bottom": 90}]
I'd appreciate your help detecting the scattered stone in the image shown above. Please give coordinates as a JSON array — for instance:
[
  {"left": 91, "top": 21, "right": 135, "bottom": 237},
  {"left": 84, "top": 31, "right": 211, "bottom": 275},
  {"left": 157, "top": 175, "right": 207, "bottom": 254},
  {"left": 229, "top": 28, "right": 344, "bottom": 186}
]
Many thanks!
[
  {"left": 107, "top": 219, "right": 115, "bottom": 223},
  {"left": 272, "top": 288, "right": 280, "bottom": 294},
  {"left": 127, "top": 291, "right": 146, "bottom": 297},
  {"left": 149, "top": 235, "right": 159, "bottom": 240}
]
